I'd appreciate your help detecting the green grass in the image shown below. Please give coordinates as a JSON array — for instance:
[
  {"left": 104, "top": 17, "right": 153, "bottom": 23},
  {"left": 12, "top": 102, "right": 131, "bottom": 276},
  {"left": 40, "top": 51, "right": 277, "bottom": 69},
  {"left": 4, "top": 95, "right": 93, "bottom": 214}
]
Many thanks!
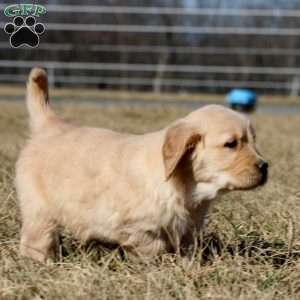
[{"left": 0, "top": 99, "right": 300, "bottom": 299}]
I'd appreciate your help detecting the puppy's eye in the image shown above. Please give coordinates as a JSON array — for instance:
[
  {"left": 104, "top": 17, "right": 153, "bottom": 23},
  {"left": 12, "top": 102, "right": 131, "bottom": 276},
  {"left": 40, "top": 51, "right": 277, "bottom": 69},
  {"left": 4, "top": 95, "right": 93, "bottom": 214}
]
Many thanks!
[{"left": 224, "top": 140, "right": 238, "bottom": 149}]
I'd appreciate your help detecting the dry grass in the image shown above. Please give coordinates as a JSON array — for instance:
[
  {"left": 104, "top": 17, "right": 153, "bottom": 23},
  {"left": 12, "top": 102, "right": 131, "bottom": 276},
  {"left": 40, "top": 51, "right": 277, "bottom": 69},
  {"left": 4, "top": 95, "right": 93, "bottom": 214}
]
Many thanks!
[
  {"left": 1, "top": 84, "right": 300, "bottom": 105},
  {"left": 0, "top": 99, "right": 300, "bottom": 300}
]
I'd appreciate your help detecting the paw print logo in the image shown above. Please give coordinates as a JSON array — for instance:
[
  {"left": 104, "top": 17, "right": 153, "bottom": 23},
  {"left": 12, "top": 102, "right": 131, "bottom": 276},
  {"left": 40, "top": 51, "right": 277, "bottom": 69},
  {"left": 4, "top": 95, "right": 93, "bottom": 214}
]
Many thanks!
[{"left": 4, "top": 16, "right": 45, "bottom": 48}]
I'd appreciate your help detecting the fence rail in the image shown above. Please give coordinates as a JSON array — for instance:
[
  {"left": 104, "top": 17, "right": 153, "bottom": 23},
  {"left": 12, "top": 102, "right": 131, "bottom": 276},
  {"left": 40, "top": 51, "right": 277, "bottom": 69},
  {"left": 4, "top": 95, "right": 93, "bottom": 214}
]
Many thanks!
[
  {"left": 1, "top": 4, "right": 300, "bottom": 94},
  {"left": 0, "top": 43, "right": 299, "bottom": 56},
  {"left": 2, "top": 22, "right": 300, "bottom": 35},
  {"left": 2, "top": 4, "right": 300, "bottom": 17},
  {"left": 0, "top": 74, "right": 291, "bottom": 90},
  {"left": 1, "top": 60, "right": 300, "bottom": 75}
]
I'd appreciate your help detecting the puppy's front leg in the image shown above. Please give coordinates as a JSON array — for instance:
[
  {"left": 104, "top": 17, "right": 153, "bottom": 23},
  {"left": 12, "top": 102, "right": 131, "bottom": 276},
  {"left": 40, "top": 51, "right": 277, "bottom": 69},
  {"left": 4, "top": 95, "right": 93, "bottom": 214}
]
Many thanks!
[{"left": 121, "top": 230, "right": 171, "bottom": 258}]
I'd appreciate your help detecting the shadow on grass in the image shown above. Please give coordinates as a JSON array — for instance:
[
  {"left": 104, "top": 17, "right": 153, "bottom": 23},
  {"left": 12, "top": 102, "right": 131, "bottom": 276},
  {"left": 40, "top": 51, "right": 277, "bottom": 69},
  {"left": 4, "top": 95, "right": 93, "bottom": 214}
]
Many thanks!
[
  {"left": 58, "top": 232, "right": 300, "bottom": 268},
  {"left": 200, "top": 232, "right": 300, "bottom": 268}
]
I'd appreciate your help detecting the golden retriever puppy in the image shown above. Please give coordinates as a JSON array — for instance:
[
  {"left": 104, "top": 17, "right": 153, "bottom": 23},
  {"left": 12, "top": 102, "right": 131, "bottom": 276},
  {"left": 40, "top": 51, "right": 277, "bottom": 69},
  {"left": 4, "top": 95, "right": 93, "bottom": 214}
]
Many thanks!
[{"left": 16, "top": 68, "right": 268, "bottom": 262}]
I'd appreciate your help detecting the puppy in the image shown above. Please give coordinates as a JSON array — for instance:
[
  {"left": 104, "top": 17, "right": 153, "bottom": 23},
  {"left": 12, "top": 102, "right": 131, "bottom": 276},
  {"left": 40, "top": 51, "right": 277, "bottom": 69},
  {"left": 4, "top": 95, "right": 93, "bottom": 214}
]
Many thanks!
[{"left": 16, "top": 68, "right": 268, "bottom": 262}]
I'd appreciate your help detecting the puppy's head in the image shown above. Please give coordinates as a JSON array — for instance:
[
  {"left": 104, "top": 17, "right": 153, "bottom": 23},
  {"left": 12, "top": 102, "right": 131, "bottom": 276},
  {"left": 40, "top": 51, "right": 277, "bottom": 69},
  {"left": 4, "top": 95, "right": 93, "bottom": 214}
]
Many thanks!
[{"left": 162, "top": 105, "right": 268, "bottom": 191}]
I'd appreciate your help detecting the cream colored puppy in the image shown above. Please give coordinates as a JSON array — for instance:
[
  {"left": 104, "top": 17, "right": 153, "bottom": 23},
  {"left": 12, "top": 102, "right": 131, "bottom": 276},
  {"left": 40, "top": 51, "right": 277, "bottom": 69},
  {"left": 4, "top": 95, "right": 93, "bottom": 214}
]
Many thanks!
[{"left": 16, "top": 68, "right": 268, "bottom": 262}]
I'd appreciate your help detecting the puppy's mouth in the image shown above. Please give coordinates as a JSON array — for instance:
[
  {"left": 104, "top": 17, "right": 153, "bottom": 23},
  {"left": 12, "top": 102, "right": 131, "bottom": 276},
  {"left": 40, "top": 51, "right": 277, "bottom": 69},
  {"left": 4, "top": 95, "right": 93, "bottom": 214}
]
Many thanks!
[{"left": 227, "top": 171, "right": 268, "bottom": 191}]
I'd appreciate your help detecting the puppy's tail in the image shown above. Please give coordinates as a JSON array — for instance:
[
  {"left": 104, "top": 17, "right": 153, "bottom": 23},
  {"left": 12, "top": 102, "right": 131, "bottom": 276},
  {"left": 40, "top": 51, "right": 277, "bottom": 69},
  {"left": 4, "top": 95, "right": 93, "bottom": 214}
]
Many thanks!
[{"left": 26, "top": 68, "right": 58, "bottom": 132}]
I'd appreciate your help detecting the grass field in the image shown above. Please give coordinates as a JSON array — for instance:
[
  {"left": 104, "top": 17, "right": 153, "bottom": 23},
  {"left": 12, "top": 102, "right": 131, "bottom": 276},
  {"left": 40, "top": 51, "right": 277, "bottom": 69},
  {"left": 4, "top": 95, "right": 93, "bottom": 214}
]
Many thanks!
[
  {"left": 0, "top": 98, "right": 300, "bottom": 299},
  {"left": 1, "top": 84, "right": 300, "bottom": 105}
]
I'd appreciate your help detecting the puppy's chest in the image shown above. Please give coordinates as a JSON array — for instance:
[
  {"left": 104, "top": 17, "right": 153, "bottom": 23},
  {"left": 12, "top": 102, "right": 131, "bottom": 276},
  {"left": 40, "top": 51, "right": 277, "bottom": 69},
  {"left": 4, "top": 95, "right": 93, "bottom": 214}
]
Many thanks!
[{"left": 190, "top": 182, "right": 220, "bottom": 203}]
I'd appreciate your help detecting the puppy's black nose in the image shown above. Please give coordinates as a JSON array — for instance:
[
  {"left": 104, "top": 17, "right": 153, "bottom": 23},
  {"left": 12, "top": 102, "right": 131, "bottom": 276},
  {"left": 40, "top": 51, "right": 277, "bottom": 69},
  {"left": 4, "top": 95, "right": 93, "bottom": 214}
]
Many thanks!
[{"left": 257, "top": 160, "right": 268, "bottom": 184}]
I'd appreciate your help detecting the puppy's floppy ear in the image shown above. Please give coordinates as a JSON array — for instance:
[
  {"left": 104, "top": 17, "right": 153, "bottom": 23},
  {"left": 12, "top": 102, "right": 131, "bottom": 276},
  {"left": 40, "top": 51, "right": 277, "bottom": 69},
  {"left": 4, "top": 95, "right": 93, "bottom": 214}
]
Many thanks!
[{"left": 162, "top": 122, "right": 201, "bottom": 179}]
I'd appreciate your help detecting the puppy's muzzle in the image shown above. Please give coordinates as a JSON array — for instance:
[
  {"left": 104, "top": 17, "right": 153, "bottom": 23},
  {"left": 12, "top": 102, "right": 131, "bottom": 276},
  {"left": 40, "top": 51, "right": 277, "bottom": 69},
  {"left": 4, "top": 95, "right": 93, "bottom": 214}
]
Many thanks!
[{"left": 257, "top": 160, "right": 268, "bottom": 185}]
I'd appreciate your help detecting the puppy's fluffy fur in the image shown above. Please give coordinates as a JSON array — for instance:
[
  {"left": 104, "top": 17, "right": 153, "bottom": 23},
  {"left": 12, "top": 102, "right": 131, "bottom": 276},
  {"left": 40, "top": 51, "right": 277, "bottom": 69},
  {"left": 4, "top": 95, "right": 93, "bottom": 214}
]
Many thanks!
[{"left": 16, "top": 68, "right": 268, "bottom": 262}]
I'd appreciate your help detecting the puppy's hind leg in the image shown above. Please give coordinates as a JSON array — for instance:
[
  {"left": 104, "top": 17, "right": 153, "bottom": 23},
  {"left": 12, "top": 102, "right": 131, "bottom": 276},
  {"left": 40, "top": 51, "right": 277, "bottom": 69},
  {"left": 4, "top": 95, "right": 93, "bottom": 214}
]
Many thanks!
[{"left": 19, "top": 201, "right": 58, "bottom": 263}]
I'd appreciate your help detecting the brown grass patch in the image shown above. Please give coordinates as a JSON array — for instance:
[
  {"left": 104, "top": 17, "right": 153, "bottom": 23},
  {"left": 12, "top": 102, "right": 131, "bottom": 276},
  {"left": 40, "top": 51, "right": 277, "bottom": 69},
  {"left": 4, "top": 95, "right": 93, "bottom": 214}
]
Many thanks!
[{"left": 0, "top": 99, "right": 300, "bottom": 299}]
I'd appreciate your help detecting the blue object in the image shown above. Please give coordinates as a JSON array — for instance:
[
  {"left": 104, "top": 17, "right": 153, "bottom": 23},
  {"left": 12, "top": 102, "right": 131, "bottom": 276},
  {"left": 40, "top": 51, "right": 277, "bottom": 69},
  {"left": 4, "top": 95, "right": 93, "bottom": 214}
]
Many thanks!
[{"left": 226, "top": 89, "right": 257, "bottom": 106}]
